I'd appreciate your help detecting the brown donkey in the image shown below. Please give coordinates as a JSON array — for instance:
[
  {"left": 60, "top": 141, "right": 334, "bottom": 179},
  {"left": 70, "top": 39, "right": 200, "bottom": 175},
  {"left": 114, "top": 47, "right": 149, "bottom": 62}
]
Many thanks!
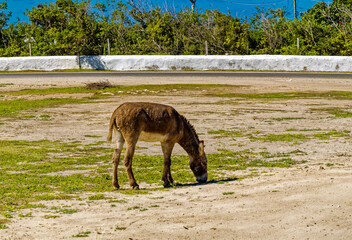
[{"left": 107, "top": 102, "right": 207, "bottom": 189}]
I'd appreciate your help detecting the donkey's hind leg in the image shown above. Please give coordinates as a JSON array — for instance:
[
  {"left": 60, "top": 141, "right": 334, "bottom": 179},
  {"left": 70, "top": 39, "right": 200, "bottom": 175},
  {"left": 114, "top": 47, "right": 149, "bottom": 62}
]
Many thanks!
[
  {"left": 123, "top": 134, "right": 140, "bottom": 190},
  {"left": 112, "top": 129, "right": 125, "bottom": 189}
]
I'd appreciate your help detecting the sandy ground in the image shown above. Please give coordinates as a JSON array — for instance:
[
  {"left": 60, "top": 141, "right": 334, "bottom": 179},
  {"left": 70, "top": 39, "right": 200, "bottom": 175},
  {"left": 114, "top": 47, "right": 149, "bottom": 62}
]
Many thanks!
[{"left": 1, "top": 72, "right": 352, "bottom": 239}]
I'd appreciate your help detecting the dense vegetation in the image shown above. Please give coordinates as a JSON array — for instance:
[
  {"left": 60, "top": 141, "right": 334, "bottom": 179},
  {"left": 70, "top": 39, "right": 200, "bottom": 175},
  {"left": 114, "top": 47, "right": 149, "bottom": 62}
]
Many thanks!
[{"left": 1, "top": 0, "right": 352, "bottom": 56}]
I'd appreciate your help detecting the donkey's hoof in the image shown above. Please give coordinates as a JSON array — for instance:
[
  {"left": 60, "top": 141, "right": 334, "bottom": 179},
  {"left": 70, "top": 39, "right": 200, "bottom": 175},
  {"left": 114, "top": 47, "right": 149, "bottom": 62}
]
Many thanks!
[
  {"left": 163, "top": 182, "right": 172, "bottom": 188},
  {"left": 112, "top": 182, "right": 120, "bottom": 190},
  {"left": 132, "top": 185, "right": 139, "bottom": 190}
]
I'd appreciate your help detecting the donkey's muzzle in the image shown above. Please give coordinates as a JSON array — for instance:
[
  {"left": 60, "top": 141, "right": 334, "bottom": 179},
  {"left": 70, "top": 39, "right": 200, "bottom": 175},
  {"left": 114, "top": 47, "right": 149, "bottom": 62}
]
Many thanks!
[{"left": 196, "top": 172, "right": 208, "bottom": 183}]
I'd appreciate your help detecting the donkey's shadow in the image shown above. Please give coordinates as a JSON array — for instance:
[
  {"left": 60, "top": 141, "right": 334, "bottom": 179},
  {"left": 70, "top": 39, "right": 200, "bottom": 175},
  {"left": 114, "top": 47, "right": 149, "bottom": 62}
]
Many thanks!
[
  {"left": 118, "top": 178, "right": 239, "bottom": 191},
  {"left": 174, "top": 177, "right": 238, "bottom": 188}
]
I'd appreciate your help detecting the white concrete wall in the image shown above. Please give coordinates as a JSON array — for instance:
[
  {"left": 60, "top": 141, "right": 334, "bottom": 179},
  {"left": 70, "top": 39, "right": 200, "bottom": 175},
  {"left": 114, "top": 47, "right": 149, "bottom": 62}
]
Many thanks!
[
  {"left": 0, "top": 56, "right": 78, "bottom": 71},
  {"left": 1, "top": 55, "right": 352, "bottom": 72}
]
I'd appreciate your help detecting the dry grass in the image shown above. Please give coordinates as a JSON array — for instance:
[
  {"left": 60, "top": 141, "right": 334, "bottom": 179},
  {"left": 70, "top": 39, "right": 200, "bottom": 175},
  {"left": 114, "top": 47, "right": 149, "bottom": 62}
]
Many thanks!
[{"left": 85, "top": 80, "right": 115, "bottom": 90}]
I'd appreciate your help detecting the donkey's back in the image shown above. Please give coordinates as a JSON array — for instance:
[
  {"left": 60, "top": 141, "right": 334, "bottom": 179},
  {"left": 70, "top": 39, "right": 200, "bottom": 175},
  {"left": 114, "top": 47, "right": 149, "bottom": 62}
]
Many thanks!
[{"left": 107, "top": 102, "right": 183, "bottom": 143}]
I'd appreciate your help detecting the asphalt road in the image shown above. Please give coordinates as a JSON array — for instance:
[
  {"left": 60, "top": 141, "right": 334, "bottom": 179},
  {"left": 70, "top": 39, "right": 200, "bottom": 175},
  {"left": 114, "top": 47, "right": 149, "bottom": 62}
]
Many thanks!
[{"left": 1, "top": 71, "right": 352, "bottom": 79}]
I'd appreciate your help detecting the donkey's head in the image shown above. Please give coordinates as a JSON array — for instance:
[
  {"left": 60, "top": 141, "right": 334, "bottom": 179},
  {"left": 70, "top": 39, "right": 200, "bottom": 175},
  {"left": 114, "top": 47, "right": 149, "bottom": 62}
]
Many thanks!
[{"left": 190, "top": 141, "right": 208, "bottom": 183}]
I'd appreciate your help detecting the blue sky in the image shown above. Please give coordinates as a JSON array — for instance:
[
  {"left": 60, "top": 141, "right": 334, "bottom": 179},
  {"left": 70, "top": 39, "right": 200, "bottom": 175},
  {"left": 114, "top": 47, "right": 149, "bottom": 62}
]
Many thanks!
[{"left": 7, "top": 0, "right": 332, "bottom": 23}]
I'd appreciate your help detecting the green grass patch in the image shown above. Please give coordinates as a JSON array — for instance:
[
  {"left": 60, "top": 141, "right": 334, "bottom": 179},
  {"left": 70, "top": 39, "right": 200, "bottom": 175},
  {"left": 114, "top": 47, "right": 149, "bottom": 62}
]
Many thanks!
[
  {"left": 248, "top": 158, "right": 304, "bottom": 168},
  {"left": 210, "top": 127, "right": 349, "bottom": 144},
  {"left": 73, "top": 231, "right": 91, "bottom": 238},
  {"left": 116, "top": 226, "right": 127, "bottom": 230},
  {"left": 222, "top": 192, "right": 235, "bottom": 195},
  {"left": 127, "top": 206, "right": 149, "bottom": 211},
  {"left": 0, "top": 224, "right": 8, "bottom": 229},
  {"left": 0, "top": 218, "right": 9, "bottom": 224},
  {"left": 217, "top": 92, "right": 301, "bottom": 99},
  {"left": 216, "top": 91, "right": 352, "bottom": 100},
  {"left": 84, "top": 135, "right": 101, "bottom": 138},
  {"left": 272, "top": 117, "right": 305, "bottom": 121},
  {"left": 314, "top": 108, "right": 352, "bottom": 118},
  {"left": 1, "top": 212, "right": 13, "bottom": 218},
  {"left": 0, "top": 84, "right": 240, "bottom": 97},
  {"left": 55, "top": 208, "right": 78, "bottom": 215},
  {"left": 1, "top": 87, "right": 94, "bottom": 96},
  {"left": 0, "top": 83, "right": 14, "bottom": 87},
  {"left": 249, "top": 130, "right": 349, "bottom": 143},
  {"left": 251, "top": 133, "right": 308, "bottom": 143},
  {"left": 208, "top": 149, "right": 305, "bottom": 174},
  {"left": 39, "top": 114, "right": 51, "bottom": 121},
  {"left": 208, "top": 129, "right": 245, "bottom": 138},
  {"left": 0, "top": 84, "right": 241, "bottom": 118},
  {"left": 88, "top": 194, "right": 107, "bottom": 201},
  {"left": 299, "top": 128, "right": 322, "bottom": 132},
  {"left": 0, "top": 98, "right": 84, "bottom": 117},
  {"left": 312, "top": 130, "right": 350, "bottom": 140},
  {"left": 260, "top": 151, "right": 291, "bottom": 158},
  {"left": 2, "top": 87, "right": 352, "bottom": 120},
  {"left": 107, "top": 84, "right": 241, "bottom": 95},
  {"left": 18, "top": 212, "right": 32, "bottom": 218},
  {"left": 0, "top": 140, "right": 306, "bottom": 218},
  {"left": 43, "top": 215, "right": 60, "bottom": 219}
]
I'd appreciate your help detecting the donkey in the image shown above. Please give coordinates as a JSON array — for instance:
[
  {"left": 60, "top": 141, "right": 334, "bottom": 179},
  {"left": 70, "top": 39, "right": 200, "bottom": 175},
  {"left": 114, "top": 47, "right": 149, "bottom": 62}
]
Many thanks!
[{"left": 107, "top": 102, "right": 207, "bottom": 189}]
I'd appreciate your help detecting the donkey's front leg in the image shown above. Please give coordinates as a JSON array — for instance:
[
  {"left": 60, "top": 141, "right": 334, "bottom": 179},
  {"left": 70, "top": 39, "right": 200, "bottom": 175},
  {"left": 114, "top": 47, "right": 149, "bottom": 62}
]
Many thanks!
[
  {"left": 124, "top": 143, "right": 139, "bottom": 190},
  {"left": 161, "top": 142, "right": 175, "bottom": 188}
]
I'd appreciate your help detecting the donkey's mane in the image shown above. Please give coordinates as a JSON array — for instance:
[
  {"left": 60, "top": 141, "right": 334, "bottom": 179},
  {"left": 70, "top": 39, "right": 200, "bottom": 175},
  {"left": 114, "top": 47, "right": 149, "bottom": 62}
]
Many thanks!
[{"left": 179, "top": 114, "right": 200, "bottom": 142}]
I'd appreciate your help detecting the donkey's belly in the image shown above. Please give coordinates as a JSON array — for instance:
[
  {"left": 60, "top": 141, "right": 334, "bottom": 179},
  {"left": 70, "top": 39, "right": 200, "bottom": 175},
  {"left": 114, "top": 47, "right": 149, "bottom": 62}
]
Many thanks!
[{"left": 139, "top": 131, "right": 166, "bottom": 142}]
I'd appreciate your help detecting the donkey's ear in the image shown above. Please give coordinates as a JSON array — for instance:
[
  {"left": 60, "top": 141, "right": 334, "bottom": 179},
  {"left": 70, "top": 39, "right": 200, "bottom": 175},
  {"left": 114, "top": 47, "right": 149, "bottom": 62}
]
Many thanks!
[{"left": 199, "top": 141, "right": 205, "bottom": 155}]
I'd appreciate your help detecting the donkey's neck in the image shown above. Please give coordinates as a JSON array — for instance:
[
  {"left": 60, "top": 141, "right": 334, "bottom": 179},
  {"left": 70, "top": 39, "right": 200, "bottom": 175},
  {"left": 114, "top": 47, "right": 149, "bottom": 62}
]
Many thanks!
[{"left": 178, "top": 122, "right": 199, "bottom": 158}]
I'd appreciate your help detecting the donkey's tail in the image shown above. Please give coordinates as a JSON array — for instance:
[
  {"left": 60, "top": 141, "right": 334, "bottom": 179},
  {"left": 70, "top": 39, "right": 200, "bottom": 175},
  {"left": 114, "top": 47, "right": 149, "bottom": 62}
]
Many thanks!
[{"left": 107, "top": 115, "right": 117, "bottom": 143}]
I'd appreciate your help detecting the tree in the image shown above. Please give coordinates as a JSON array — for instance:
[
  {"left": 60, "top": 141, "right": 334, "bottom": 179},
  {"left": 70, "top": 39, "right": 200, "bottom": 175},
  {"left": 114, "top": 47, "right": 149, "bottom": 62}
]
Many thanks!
[
  {"left": 24, "top": 0, "right": 102, "bottom": 57},
  {"left": 2, "top": 0, "right": 352, "bottom": 56},
  {"left": 0, "top": 0, "right": 11, "bottom": 49},
  {"left": 190, "top": 0, "right": 196, "bottom": 13},
  {"left": 250, "top": 7, "right": 289, "bottom": 54}
]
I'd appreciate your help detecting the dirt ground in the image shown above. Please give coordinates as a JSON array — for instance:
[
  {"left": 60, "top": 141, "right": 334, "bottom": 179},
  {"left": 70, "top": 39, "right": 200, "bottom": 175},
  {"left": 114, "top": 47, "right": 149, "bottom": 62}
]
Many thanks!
[{"left": 1, "top": 72, "right": 352, "bottom": 239}]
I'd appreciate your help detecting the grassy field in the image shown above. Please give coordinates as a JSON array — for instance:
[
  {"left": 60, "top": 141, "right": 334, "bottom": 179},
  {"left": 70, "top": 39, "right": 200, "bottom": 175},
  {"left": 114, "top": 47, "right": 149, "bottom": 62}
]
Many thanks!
[
  {"left": 0, "top": 139, "right": 306, "bottom": 217},
  {"left": 1, "top": 83, "right": 352, "bottom": 228}
]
